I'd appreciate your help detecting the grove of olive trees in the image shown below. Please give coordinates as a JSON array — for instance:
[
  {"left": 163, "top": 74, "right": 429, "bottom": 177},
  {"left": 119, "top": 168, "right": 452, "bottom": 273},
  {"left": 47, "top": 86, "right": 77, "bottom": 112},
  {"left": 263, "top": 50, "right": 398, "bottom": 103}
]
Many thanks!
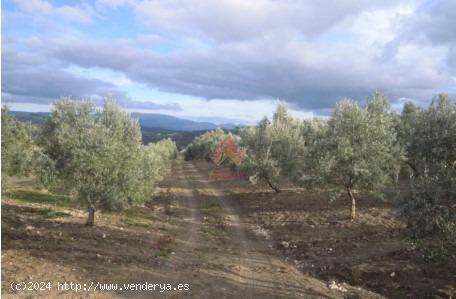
[
  {"left": 2, "top": 99, "right": 177, "bottom": 226},
  {"left": 185, "top": 92, "right": 455, "bottom": 257},
  {"left": 2, "top": 92, "right": 454, "bottom": 257}
]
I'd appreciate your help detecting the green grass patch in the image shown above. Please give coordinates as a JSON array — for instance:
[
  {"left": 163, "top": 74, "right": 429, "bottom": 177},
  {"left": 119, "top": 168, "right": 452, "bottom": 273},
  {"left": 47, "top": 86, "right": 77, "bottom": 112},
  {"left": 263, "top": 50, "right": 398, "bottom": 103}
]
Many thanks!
[
  {"left": 121, "top": 206, "right": 155, "bottom": 227},
  {"left": 202, "top": 201, "right": 221, "bottom": 210},
  {"left": 155, "top": 247, "right": 172, "bottom": 257},
  {"left": 124, "top": 206, "right": 154, "bottom": 219},
  {"left": 121, "top": 216, "right": 152, "bottom": 228},
  {"left": 34, "top": 208, "right": 71, "bottom": 219},
  {"left": 7, "top": 190, "right": 71, "bottom": 206}
]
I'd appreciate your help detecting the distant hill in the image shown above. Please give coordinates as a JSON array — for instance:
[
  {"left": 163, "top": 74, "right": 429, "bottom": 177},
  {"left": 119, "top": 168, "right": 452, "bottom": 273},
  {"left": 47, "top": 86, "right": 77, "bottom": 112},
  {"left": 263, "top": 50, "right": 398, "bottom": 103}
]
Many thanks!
[
  {"left": 10, "top": 111, "right": 241, "bottom": 149},
  {"left": 10, "top": 111, "right": 49, "bottom": 124},
  {"left": 140, "top": 127, "right": 210, "bottom": 149},
  {"left": 10, "top": 111, "right": 236, "bottom": 132},
  {"left": 131, "top": 113, "right": 219, "bottom": 131}
]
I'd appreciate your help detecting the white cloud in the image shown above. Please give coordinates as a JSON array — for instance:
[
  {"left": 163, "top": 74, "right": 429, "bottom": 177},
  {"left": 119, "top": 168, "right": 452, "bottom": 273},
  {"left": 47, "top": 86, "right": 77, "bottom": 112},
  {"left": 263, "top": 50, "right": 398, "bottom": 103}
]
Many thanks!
[
  {"left": 13, "top": 0, "right": 94, "bottom": 24},
  {"left": 57, "top": 5, "right": 94, "bottom": 24},
  {"left": 168, "top": 98, "right": 314, "bottom": 125},
  {"left": 65, "top": 66, "right": 135, "bottom": 87},
  {"left": 13, "top": 0, "right": 52, "bottom": 15},
  {"left": 95, "top": 0, "right": 135, "bottom": 9},
  {"left": 341, "top": 3, "right": 416, "bottom": 46},
  {"left": 133, "top": 0, "right": 401, "bottom": 42}
]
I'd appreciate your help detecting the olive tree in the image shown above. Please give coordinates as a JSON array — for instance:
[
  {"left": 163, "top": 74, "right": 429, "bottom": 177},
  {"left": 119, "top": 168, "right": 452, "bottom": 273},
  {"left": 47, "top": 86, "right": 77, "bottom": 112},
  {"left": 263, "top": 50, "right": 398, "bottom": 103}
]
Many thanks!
[
  {"left": 240, "top": 104, "right": 305, "bottom": 192},
  {"left": 137, "top": 138, "right": 177, "bottom": 199},
  {"left": 39, "top": 99, "right": 176, "bottom": 226},
  {"left": 269, "top": 104, "right": 305, "bottom": 181},
  {"left": 397, "top": 101, "right": 421, "bottom": 177},
  {"left": 297, "top": 118, "right": 329, "bottom": 185},
  {"left": 316, "top": 93, "right": 400, "bottom": 220},
  {"left": 398, "top": 94, "right": 456, "bottom": 259},
  {"left": 1, "top": 107, "right": 36, "bottom": 191},
  {"left": 240, "top": 118, "right": 281, "bottom": 192}
]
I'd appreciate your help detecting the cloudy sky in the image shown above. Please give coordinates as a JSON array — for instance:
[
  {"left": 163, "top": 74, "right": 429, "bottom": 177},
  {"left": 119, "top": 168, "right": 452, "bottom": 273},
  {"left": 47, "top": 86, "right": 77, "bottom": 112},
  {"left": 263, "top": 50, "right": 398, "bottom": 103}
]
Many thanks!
[{"left": 2, "top": 0, "right": 456, "bottom": 124}]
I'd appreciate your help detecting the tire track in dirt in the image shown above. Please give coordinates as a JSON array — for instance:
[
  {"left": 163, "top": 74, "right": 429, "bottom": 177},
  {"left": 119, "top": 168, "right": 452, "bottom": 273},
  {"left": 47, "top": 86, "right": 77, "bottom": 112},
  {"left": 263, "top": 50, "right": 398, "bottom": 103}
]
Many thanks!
[
  {"left": 165, "top": 161, "right": 203, "bottom": 279},
  {"left": 185, "top": 161, "right": 339, "bottom": 298},
  {"left": 215, "top": 196, "right": 263, "bottom": 298},
  {"left": 186, "top": 162, "right": 256, "bottom": 298},
  {"left": 118, "top": 160, "right": 205, "bottom": 299}
]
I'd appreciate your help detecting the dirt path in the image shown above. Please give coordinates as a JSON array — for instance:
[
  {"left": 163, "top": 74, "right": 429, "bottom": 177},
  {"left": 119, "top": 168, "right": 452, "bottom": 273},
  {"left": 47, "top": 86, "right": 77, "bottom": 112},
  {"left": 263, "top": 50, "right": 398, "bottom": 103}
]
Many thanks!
[
  {"left": 165, "top": 161, "right": 351, "bottom": 298},
  {"left": 166, "top": 161, "right": 202, "bottom": 272}
]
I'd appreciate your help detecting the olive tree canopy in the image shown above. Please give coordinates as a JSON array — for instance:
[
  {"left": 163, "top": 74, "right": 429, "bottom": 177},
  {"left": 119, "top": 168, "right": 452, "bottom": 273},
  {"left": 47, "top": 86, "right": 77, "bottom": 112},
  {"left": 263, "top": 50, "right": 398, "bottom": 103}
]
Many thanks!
[
  {"left": 398, "top": 94, "right": 456, "bottom": 259},
  {"left": 315, "top": 93, "right": 401, "bottom": 219},
  {"left": 39, "top": 99, "right": 177, "bottom": 225}
]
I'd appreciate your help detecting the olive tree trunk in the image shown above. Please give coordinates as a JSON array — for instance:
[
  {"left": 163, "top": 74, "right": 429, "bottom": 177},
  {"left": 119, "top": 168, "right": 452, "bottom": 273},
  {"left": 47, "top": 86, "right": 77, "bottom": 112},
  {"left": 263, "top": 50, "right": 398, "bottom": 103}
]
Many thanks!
[
  {"left": 86, "top": 206, "right": 95, "bottom": 226},
  {"left": 405, "top": 160, "right": 419, "bottom": 178},
  {"left": 267, "top": 179, "right": 281, "bottom": 193},
  {"left": 346, "top": 186, "right": 356, "bottom": 220}
]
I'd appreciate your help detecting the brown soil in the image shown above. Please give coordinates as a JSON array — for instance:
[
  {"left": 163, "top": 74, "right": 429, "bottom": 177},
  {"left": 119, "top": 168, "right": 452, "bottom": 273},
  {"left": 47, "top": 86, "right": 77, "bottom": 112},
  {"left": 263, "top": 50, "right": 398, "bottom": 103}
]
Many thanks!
[
  {"left": 191, "top": 161, "right": 456, "bottom": 298},
  {"left": 2, "top": 159, "right": 454, "bottom": 298}
]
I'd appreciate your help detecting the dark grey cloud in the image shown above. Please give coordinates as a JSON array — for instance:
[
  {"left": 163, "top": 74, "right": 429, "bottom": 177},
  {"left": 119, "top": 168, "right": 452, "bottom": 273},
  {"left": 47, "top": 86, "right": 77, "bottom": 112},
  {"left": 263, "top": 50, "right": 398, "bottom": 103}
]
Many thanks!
[
  {"left": 29, "top": 35, "right": 449, "bottom": 110},
  {"left": 2, "top": 47, "right": 181, "bottom": 111},
  {"left": 3, "top": 66, "right": 117, "bottom": 100},
  {"left": 3, "top": 91, "right": 182, "bottom": 111}
]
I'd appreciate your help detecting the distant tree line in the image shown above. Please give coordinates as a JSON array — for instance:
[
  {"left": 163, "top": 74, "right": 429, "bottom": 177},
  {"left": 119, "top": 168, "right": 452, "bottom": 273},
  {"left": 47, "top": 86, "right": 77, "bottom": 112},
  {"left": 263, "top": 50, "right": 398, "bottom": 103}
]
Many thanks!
[
  {"left": 184, "top": 93, "right": 456, "bottom": 259},
  {"left": 184, "top": 129, "right": 238, "bottom": 161},
  {"left": 141, "top": 127, "right": 211, "bottom": 150},
  {"left": 2, "top": 99, "right": 177, "bottom": 226}
]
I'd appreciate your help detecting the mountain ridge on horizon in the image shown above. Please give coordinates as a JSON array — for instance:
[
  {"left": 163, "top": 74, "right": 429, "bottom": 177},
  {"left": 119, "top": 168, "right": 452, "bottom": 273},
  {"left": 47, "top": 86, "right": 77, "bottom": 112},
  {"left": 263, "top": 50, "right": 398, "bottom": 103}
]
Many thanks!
[{"left": 9, "top": 110, "right": 240, "bottom": 132}]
